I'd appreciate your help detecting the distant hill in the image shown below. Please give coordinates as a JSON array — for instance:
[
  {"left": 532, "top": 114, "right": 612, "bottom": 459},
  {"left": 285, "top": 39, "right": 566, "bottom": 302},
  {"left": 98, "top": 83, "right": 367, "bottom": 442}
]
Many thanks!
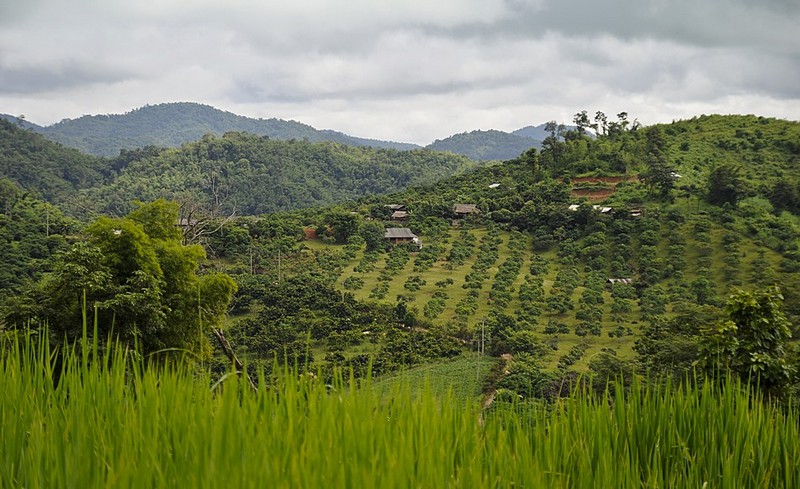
[
  {"left": 426, "top": 129, "right": 542, "bottom": 161},
  {"left": 0, "top": 114, "right": 42, "bottom": 131},
  {"left": 0, "top": 119, "right": 107, "bottom": 204},
  {"left": 80, "top": 132, "right": 480, "bottom": 216},
  {"left": 511, "top": 123, "right": 552, "bottom": 140},
  {"left": 16, "top": 103, "right": 420, "bottom": 156}
]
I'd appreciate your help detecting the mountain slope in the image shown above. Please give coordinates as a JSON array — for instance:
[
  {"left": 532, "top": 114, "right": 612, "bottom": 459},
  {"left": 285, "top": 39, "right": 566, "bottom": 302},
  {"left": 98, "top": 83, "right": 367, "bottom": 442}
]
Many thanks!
[
  {"left": 0, "top": 119, "right": 107, "bottom": 203},
  {"left": 31, "top": 102, "right": 420, "bottom": 156},
  {"left": 80, "top": 131, "right": 480, "bottom": 216},
  {"left": 426, "top": 129, "right": 541, "bottom": 161},
  {"left": 511, "top": 123, "right": 551, "bottom": 140}
]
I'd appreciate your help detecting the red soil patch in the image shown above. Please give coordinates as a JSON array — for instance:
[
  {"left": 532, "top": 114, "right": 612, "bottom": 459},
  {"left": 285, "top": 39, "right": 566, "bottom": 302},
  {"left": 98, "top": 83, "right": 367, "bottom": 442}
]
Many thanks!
[
  {"left": 570, "top": 175, "right": 639, "bottom": 184},
  {"left": 571, "top": 188, "right": 616, "bottom": 200},
  {"left": 303, "top": 227, "right": 318, "bottom": 240}
]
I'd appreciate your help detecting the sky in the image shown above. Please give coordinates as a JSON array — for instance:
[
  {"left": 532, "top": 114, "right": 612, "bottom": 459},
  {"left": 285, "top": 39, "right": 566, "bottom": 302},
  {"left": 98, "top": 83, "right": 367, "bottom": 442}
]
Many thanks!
[{"left": 1, "top": 0, "right": 798, "bottom": 145}]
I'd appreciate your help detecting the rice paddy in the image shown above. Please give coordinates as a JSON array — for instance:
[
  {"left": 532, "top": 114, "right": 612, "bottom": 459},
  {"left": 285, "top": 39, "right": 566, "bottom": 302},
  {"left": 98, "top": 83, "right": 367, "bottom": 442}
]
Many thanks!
[{"left": 2, "top": 330, "right": 799, "bottom": 488}]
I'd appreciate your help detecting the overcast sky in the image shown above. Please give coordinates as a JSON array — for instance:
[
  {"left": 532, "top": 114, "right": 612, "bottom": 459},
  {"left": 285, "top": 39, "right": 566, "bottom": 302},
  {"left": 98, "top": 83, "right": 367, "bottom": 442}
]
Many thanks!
[{"left": 1, "top": 0, "right": 798, "bottom": 145}]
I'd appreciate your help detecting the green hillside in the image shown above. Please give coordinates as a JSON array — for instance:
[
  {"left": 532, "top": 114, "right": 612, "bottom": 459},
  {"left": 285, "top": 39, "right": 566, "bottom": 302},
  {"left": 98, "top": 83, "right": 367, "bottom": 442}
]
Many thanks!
[
  {"left": 199, "top": 113, "right": 799, "bottom": 397},
  {"left": 2, "top": 112, "right": 799, "bottom": 402},
  {"left": 78, "top": 131, "right": 481, "bottom": 216},
  {"left": 426, "top": 129, "right": 541, "bottom": 161},
  {"left": 32, "top": 102, "right": 421, "bottom": 156},
  {"left": 0, "top": 119, "right": 107, "bottom": 204}
]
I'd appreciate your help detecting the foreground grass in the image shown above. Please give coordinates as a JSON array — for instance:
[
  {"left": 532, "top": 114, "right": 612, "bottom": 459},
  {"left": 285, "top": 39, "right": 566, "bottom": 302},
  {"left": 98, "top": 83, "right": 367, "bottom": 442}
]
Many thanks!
[{"left": 2, "top": 332, "right": 799, "bottom": 488}]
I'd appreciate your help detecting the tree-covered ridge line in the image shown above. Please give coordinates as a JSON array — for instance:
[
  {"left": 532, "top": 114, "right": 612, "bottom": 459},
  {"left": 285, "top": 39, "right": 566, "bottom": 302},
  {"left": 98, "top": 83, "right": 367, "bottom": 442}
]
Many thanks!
[
  {"left": 77, "top": 131, "right": 483, "bottom": 216},
  {"left": 3, "top": 104, "right": 568, "bottom": 162},
  {"left": 3, "top": 102, "right": 421, "bottom": 157},
  {"left": 0, "top": 119, "right": 485, "bottom": 218},
  {"left": 427, "top": 129, "right": 543, "bottom": 161},
  {"left": 0, "top": 119, "right": 109, "bottom": 204}
]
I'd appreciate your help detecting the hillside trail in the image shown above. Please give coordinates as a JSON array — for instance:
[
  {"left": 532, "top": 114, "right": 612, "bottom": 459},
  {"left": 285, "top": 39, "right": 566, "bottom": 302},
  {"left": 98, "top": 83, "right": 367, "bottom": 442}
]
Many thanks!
[{"left": 481, "top": 353, "right": 513, "bottom": 409}]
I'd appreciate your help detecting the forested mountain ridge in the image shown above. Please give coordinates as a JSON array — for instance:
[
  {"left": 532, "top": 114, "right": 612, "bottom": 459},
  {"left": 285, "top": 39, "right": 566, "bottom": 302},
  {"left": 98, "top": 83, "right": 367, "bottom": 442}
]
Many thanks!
[
  {"left": 426, "top": 129, "right": 542, "bottom": 161},
  {"left": 0, "top": 119, "right": 108, "bottom": 204},
  {"left": 9, "top": 102, "right": 421, "bottom": 157},
  {"left": 78, "top": 131, "right": 481, "bottom": 216}
]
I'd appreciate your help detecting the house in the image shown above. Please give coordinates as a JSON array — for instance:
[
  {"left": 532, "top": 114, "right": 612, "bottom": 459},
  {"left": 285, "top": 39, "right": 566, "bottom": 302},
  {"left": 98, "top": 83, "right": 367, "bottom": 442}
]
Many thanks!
[
  {"left": 385, "top": 227, "right": 418, "bottom": 245},
  {"left": 567, "top": 204, "right": 612, "bottom": 214},
  {"left": 385, "top": 204, "right": 407, "bottom": 211},
  {"left": 488, "top": 183, "right": 501, "bottom": 189},
  {"left": 391, "top": 210, "right": 408, "bottom": 221},
  {"left": 606, "top": 278, "right": 634, "bottom": 286},
  {"left": 453, "top": 204, "right": 480, "bottom": 216},
  {"left": 629, "top": 208, "right": 643, "bottom": 218}
]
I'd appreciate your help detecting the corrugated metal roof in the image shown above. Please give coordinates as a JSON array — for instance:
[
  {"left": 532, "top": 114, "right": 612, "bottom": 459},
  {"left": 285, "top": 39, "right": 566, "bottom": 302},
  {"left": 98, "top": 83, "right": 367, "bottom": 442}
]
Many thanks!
[{"left": 384, "top": 228, "right": 417, "bottom": 239}]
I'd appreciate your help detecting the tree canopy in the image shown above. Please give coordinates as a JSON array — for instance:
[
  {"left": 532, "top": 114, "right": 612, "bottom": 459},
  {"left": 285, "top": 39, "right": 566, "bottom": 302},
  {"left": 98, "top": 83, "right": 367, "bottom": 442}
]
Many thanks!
[{"left": 4, "top": 199, "right": 236, "bottom": 358}]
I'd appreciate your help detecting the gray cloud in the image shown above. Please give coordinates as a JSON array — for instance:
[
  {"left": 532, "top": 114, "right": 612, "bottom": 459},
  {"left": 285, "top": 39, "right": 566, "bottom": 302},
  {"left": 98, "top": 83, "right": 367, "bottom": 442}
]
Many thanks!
[
  {"left": 0, "top": 0, "right": 797, "bottom": 145},
  {"left": 0, "top": 64, "right": 133, "bottom": 95}
]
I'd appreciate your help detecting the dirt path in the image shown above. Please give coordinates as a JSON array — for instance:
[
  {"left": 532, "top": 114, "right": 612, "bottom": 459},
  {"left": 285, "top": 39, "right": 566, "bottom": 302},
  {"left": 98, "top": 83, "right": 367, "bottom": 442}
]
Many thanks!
[{"left": 481, "top": 353, "right": 513, "bottom": 409}]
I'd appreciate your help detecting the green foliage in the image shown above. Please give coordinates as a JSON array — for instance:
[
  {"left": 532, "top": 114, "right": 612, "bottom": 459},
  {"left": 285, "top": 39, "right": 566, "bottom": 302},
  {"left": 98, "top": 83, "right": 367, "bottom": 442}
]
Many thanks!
[
  {"left": 0, "top": 179, "right": 77, "bottom": 300},
  {"left": 5, "top": 200, "right": 236, "bottom": 357},
  {"left": 81, "top": 132, "right": 478, "bottom": 215},
  {"left": 0, "top": 119, "right": 107, "bottom": 206},
  {"left": 706, "top": 164, "right": 744, "bottom": 206},
  {"left": 700, "top": 287, "right": 794, "bottom": 396},
  {"left": 6, "top": 334, "right": 800, "bottom": 487},
  {"left": 427, "top": 129, "right": 540, "bottom": 161}
]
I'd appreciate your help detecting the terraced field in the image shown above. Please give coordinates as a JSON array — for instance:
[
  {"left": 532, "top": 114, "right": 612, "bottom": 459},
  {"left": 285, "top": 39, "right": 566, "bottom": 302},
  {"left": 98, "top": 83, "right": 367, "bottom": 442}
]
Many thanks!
[{"left": 302, "top": 203, "right": 794, "bottom": 372}]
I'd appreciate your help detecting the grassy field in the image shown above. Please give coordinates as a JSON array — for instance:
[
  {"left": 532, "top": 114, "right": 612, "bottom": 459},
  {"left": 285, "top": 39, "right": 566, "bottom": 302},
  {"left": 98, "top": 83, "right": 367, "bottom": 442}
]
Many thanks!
[
  {"left": 371, "top": 353, "right": 497, "bottom": 401},
  {"left": 3, "top": 331, "right": 799, "bottom": 488}
]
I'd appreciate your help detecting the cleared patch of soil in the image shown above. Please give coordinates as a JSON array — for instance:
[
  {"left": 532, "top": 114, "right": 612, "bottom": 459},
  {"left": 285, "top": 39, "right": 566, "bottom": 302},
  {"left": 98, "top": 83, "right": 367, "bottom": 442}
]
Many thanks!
[
  {"left": 570, "top": 175, "right": 639, "bottom": 184},
  {"left": 571, "top": 188, "right": 616, "bottom": 200}
]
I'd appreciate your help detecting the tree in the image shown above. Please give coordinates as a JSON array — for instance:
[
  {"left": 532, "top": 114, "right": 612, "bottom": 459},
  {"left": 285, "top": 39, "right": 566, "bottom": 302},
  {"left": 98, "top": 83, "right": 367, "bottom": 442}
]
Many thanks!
[
  {"left": 573, "top": 111, "right": 591, "bottom": 136},
  {"left": 320, "top": 210, "right": 360, "bottom": 243},
  {"left": 640, "top": 127, "right": 675, "bottom": 197},
  {"left": 700, "top": 287, "right": 794, "bottom": 397},
  {"left": 361, "top": 221, "right": 387, "bottom": 252},
  {"left": 11, "top": 200, "right": 237, "bottom": 359},
  {"left": 706, "top": 164, "right": 743, "bottom": 207}
]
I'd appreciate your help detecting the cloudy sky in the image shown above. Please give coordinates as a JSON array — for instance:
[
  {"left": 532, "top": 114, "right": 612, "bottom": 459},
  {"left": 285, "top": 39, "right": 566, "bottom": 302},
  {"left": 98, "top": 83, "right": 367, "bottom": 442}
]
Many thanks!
[{"left": 1, "top": 0, "right": 798, "bottom": 145}]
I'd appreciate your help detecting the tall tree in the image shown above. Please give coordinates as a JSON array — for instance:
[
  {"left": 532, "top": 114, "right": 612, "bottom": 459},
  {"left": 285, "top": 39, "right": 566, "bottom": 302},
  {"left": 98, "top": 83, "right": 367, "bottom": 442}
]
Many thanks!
[
  {"left": 640, "top": 127, "right": 675, "bottom": 197},
  {"left": 706, "top": 164, "right": 743, "bottom": 207},
  {"left": 6, "top": 199, "right": 236, "bottom": 358},
  {"left": 700, "top": 287, "right": 795, "bottom": 397}
]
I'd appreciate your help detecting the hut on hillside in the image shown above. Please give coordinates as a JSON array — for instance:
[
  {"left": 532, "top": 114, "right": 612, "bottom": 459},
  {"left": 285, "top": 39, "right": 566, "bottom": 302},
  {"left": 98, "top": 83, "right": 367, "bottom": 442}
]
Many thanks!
[
  {"left": 385, "top": 227, "right": 418, "bottom": 245},
  {"left": 453, "top": 204, "right": 480, "bottom": 217}
]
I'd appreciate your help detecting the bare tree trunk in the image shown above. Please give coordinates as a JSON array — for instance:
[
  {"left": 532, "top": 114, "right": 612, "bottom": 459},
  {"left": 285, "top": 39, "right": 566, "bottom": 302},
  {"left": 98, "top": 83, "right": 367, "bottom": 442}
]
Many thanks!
[{"left": 211, "top": 327, "right": 257, "bottom": 392}]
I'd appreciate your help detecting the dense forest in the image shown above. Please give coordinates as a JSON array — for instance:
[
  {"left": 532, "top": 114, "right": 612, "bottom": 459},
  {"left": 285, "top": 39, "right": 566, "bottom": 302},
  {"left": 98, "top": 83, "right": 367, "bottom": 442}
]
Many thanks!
[
  {"left": 427, "top": 129, "right": 541, "bottom": 161},
  {"left": 0, "top": 119, "right": 481, "bottom": 217}
]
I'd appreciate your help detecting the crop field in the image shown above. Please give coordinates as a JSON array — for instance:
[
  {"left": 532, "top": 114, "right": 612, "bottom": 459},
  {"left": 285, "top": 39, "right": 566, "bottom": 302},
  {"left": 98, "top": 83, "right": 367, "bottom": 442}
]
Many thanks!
[
  {"left": 313, "top": 206, "right": 793, "bottom": 372},
  {"left": 3, "top": 332, "right": 799, "bottom": 488}
]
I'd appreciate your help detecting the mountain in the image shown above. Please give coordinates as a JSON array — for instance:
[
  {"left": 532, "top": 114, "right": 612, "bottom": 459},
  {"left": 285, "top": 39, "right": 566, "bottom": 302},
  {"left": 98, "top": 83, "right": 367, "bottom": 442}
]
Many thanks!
[
  {"left": 426, "top": 129, "right": 541, "bottom": 161},
  {"left": 79, "top": 131, "right": 479, "bottom": 216},
  {"left": 0, "top": 114, "right": 42, "bottom": 131},
  {"left": 22, "top": 102, "right": 420, "bottom": 157},
  {"left": 0, "top": 118, "right": 107, "bottom": 204},
  {"left": 511, "top": 123, "right": 552, "bottom": 140}
]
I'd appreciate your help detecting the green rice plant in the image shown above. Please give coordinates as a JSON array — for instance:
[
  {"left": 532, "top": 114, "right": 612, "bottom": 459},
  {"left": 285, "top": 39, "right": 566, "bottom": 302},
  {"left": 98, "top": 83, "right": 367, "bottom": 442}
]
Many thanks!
[{"left": 2, "top": 329, "right": 800, "bottom": 488}]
